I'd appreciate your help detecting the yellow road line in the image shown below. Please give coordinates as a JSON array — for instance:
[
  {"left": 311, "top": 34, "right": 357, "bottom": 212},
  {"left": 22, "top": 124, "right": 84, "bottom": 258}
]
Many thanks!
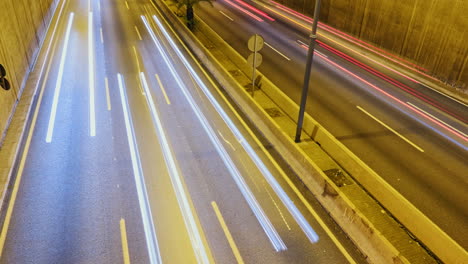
[
  {"left": 211, "top": 202, "right": 244, "bottom": 264},
  {"left": 135, "top": 25, "right": 142, "bottom": 41},
  {"left": 105, "top": 77, "right": 111, "bottom": 110},
  {"left": 357, "top": 105, "right": 424, "bottom": 152},
  {"left": 125, "top": 1, "right": 130, "bottom": 10},
  {"left": 147, "top": 4, "right": 357, "bottom": 261},
  {"left": 155, "top": 74, "right": 171, "bottom": 104},
  {"left": 120, "top": 218, "right": 131, "bottom": 264}
]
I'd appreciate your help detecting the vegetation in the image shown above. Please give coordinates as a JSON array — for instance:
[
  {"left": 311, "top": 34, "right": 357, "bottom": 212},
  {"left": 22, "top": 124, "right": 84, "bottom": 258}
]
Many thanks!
[{"left": 175, "top": 0, "right": 213, "bottom": 30}]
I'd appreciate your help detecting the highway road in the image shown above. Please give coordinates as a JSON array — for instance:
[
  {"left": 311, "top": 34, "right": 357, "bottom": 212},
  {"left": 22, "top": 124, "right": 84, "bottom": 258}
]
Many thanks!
[
  {"left": 0, "top": 0, "right": 367, "bottom": 263},
  {"left": 194, "top": 0, "right": 468, "bottom": 249}
]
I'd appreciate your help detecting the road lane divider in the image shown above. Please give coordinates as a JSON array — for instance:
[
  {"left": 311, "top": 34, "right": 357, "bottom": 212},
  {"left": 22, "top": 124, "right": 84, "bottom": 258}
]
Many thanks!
[
  {"left": 219, "top": 10, "right": 234, "bottom": 21},
  {"left": 142, "top": 16, "right": 287, "bottom": 252},
  {"left": 211, "top": 201, "right": 245, "bottom": 264},
  {"left": 135, "top": 25, "right": 142, "bottom": 41},
  {"left": 117, "top": 74, "right": 163, "bottom": 264},
  {"left": 356, "top": 106, "right": 424, "bottom": 152},
  {"left": 407, "top": 102, "right": 467, "bottom": 139},
  {"left": 89, "top": 12, "right": 96, "bottom": 137},
  {"left": 125, "top": 1, "right": 130, "bottom": 10},
  {"left": 264, "top": 42, "right": 290, "bottom": 61},
  {"left": 120, "top": 218, "right": 131, "bottom": 264},
  {"left": 0, "top": 0, "right": 67, "bottom": 253},
  {"left": 46, "top": 12, "right": 75, "bottom": 143},
  {"left": 139, "top": 72, "right": 214, "bottom": 263},
  {"left": 149, "top": 13, "right": 320, "bottom": 245},
  {"left": 154, "top": 74, "right": 171, "bottom": 104},
  {"left": 105, "top": 77, "right": 111, "bottom": 110}
]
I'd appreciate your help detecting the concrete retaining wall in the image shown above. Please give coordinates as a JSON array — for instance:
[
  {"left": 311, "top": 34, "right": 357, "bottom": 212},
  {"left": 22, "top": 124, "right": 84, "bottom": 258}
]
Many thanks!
[
  {"left": 274, "top": 0, "right": 468, "bottom": 89},
  {"left": 0, "top": 0, "right": 59, "bottom": 143}
]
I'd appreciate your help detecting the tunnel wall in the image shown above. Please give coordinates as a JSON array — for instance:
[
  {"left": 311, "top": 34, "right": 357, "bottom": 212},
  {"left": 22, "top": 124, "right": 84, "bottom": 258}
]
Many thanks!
[
  {"left": 0, "top": 0, "right": 59, "bottom": 143},
  {"left": 275, "top": 0, "right": 468, "bottom": 90}
]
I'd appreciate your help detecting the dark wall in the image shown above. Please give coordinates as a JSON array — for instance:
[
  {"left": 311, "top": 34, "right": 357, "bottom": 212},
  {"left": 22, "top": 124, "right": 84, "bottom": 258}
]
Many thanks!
[
  {"left": 0, "top": 0, "right": 59, "bottom": 139},
  {"left": 276, "top": 0, "right": 468, "bottom": 89}
]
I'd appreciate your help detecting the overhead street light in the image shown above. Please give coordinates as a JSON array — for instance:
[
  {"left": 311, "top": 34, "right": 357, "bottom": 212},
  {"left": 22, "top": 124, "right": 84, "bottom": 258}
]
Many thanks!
[{"left": 295, "top": 0, "right": 321, "bottom": 143}]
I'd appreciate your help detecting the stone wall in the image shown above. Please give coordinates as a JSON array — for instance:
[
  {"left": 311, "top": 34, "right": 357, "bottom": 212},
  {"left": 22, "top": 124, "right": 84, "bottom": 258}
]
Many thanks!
[
  {"left": 0, "top": 0, "right": 59, "bottom": 143},
  {"left": 276, "top": 0, "right": 468, "bottom": 89}
]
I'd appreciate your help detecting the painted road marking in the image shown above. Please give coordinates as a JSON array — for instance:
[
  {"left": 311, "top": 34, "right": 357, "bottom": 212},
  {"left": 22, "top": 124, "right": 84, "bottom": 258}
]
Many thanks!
[
  {"left": 145, "top": 15, "right": 287, "bottom": 252},
  {"left": 139, "top": 72, "right": 212, "bottom": 263},
  {"left": 125, "top": 1, "right": 130, "bottom": 9},
  {"left": 150, "top": 13, "right": 314, "bottom": 247},
  {"left": 154, "top": 74, "right": 171, "bottom": 104},
  {"left": 132, "top": 46, "right": 145, "bottom": 95},
  {"left": 100, "top": 27, "right": 104, "bottom": 44},
  {"left": 120, "top": 218, "right": 131, "bottom": 264},
  {"left": 148, "top": 14, "right": 287, "bottom": 251},
  {"left": 135, "top": 25, "right": 142, "bottom": 40},
  {"left": 149, "top": 6, "right": 359, "bottom": 261},
  {"left": 89, "top": 12, "right": 96, "bottom": 137},
  {"left": 407, "top": 102, "right": 467, "bottom": 138},
  {"left": 117, "top": 74, "right": 162, "bottom": 264},
  {"left": 105, "top": 77, "right": 111, "bottom": 110},
  {"left": 219, "top": 10, "right": 234, "bottom": 21},
  {"left": 46, "top": 13, "right": 75, "bottom": 143},
  {"left": 211, "top": 201, "right": 244, "bottom": 264},
  {"left": 265, "top": 42, "right": 290, "bottom": 60},
  {"left": 0, "top": 0, "right": 68, "bottom": 256},
  {"left": 297, "top": 39, "right": 328, "bottom": 58},
  {"left": 357, "top": 105, "right": 424, "bottom": 152}
]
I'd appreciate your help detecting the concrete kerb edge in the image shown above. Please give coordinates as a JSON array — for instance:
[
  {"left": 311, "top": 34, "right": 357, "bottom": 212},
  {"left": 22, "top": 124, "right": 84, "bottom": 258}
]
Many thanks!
[
  {"left": 178, "top": 5, "right": 467, "bottom": 263},
  {"left": 0, "top": 0, "right": 64, "bottom": 216},
  {"left": 150, "top": 1, "right": 410, "bottom": 263}
]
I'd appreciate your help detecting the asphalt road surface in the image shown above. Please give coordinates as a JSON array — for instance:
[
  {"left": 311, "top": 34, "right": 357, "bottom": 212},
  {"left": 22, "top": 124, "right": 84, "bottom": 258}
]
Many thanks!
[
  {"left": 194, "top": 0, "right": 468, "bottom": 248},
  {"left": 0, "top": 0, "right": 368, "bottom": 263}
]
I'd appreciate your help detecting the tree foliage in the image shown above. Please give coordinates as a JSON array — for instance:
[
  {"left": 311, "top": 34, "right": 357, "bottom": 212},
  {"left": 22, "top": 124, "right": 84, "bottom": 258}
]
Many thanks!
[{"left": 175, "top": 0, "right": 213, "bottom": 30}]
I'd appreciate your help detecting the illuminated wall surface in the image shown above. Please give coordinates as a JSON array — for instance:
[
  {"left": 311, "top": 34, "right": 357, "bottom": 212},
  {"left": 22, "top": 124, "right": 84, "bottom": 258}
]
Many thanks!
[
  {"left": 0, "top": 0, "right": 59, "bottom": 140},
  {"left": 277, "top": 0, "right": 468, "bottom": 89}
]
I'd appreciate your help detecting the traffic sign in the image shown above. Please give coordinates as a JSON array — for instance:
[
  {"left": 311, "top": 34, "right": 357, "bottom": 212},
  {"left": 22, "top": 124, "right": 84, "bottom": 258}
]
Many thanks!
[
  {"left": 247, "top": 53, "right": 262, "bottom": 68},
  {"left": 248, "top": 34, "right": 264, "bottom": 52}
]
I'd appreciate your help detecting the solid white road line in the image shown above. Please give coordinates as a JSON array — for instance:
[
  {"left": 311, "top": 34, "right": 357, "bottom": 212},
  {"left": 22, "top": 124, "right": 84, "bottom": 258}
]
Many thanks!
[
  {"left": 117, "top": 73, "right": 163, "bottom": 264},
  {"left": 100, "top": 27, "right": 104, "bottom": 44},
  {"left": 120, "top": 218, "right": 131, "bottom": 264},
  {"left": 0, "top": 0, "right": 68, "bottom": 255},
  {"left": 154, "top": 74, "right": 171, "bottom": 104},
  {"left": 150, "top": 13, "right": 317, "bottom": 246},
  {"left": 148, "top": 8, "right": 358, "bottom": 262},
  {"left": 135, "top": 25, "right": 142, "bottom": 41},
  {"left": 139, "top": 72, "right": 212, "bottom": 263},
  {"left": 357, "top": 105, "right": 424, "bottom": 152},
  {"left": 89, "top": 12, "right": 96, "bottom": 137},
  {"left": 46, "top": 13, "right": 75, "bottom": 143},
  {"left": 105, "top": 77, "right": 111, "bottom": 110},
  {"left": 219, "top": 10, "right": 234, "bottom": 21},
  {"left": 265, "top": 42, "right": 290, "bottom": 61},
  {"left": 144, "top": 16, "right": 287, "bottom": 252},
  {"left": 407, "top": 102, "right": 467, "bottom": 138},
  {"left": 211, "top": 201, "right": 244, "bottom": 264}
]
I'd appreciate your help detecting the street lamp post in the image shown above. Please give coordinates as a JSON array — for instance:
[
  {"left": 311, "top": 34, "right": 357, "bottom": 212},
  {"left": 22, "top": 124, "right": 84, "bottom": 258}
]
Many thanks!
[{"left": 295, "top": 0, "right": 321, "bottom": 143}]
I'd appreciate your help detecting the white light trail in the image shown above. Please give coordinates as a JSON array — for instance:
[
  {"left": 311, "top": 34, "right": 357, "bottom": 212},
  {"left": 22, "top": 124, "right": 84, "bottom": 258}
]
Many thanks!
[
  {"left": 150, "top": 14, "right": 320, "bottom": 244},
  {"left": 46, "top": 13, "right": 75, "bottom": 143},
  {"left": 142, "top": 16, "right": 287, "bottom": 252},
  {"left": 140, "top": 72, "right": 212, "bottom": 263},
  {"left": 117, "top": 73, "right": 163, "bottom": 264},
  {"left": 89, "top": 12, "right": 96, "bottom": 137}
]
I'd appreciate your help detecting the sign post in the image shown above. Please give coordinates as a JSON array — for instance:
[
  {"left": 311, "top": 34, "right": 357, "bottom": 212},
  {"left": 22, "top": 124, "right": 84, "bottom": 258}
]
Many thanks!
[{"left": 247, "top": 34, "right": 264, "bottom": 97}]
